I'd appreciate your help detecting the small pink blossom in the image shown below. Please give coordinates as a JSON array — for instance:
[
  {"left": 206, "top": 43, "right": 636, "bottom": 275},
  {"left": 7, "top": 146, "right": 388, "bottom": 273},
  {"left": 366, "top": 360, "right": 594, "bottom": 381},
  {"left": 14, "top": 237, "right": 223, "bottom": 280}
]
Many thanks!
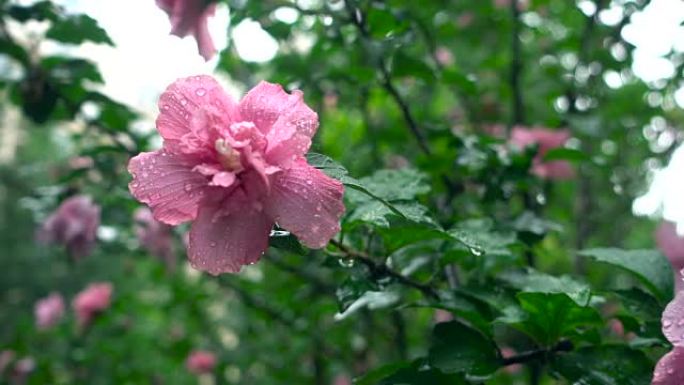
[
  {"left": 500, "top": 347, "right": 522, "bottom": 374},
  {"left": 494, "top": 0, "right": 529, "bottom": 10},
  {"left": 435, "top": 46, "right": 454, "bottom": 66},
  {"left": 332, "top": 374, "right": 352, "bottom": 385},
  {"left": 433, "top": 309, "right": 453, "bottom": 323},
  {"left": 134, "top": 207, "right": 176, "bottom": 270},
  {"left": 34, "top": 292, "right": 65, "bottom": 330},
  {"left": 68, "top": 156, "right": 94, "bottom": 170},
  {"left": 653, "top": 291, "right": 684, "bottom": 384},
  {"left": 156, "top": 0, "right": 217, "bottom": 61},
  {"left": 72, "top": 282, "right": 113, "bottom": 327},
  {"left": 128, "top": 76, "right": 345, "bottom": 275},
  {"left": 656, "top": 221, "right": 684, "bottom": 292},
  {"left": 510, "top": 126, "right": 574, "bottom": 180},
  {"left": 457, "top": 12, "right": 474, "bottom": 28},
  {"left": 0, "top": 350, "right": 15, "bottom": 375},
  {"left": 185, "top": 350, "right": 216, "bottom": 375},
  {"left": 38, "top": 195, "right": 100, "bottom": 259}
]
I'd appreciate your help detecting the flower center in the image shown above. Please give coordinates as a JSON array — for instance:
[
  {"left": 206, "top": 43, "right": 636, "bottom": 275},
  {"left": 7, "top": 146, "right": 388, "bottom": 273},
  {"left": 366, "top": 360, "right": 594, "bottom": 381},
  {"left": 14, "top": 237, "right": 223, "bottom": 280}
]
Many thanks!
[{"left": 214, "top": 139, "right": 243, "bottom": 173}]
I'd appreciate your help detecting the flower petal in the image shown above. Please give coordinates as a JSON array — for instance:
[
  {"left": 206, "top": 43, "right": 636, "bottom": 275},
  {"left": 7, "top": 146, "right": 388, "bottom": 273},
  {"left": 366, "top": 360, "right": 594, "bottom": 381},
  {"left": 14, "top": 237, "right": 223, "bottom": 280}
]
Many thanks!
[
  {"left": 188, "top": 201, "right": 273, "bottom": 275},
  {"left": 128, "top": 149, "right": 214, "bottom": 225},
  {"left": 264, "top": 97, "right": 318, "bottom": 167},
  {"left": 663, "top": 292, "right": 684, "bottom": 346},
  {"left": 156, "top": 75, "right": 238, "bottom": 146},
  {"left": 265, "top": 159, "right": 344, "bottom": 248},
  {"left": 652, "top": 347, "right": 684, "bottom": 385},
  {"left": 239, "top": 81, "right": 307, "bottom": 135},
  {"left": 193, "top": 5, "right": 217, "bottom": 61}
]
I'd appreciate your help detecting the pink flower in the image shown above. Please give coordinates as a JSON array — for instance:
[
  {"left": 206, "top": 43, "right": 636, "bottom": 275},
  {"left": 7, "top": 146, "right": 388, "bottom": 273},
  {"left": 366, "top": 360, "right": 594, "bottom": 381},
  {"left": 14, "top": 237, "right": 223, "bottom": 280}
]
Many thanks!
[
  {"left": 433, "top": 309, "right": 453, "bottom": 323},
  {"left": 0, "top": 350, "right": 15, "bottom": 375},
  {"left": 128, "top": 76, "right": 345, "bottom": 275},
  {"left": 656, "top": 221, "right": 684, "bottom": 292},
  {"left": 457, "top": 12, "right": 474, "bottom": 28},
  {"left": 38, "top": 195, "right": 100, "bottom": 259},
  {"left": 510, "top": 126, "right": 574, "bottom": 180},
  {"left": 134, "top": 207, "right": 176, "bottom": 270},
  {"left": 332, "top": 374, "right": 352, "bottom": 385},
  {"left": 435, "top": 46, "right": 454, "bottom": 66},
  {"left": 652, "top": 292, "right": 684, "bottom": 384},
  {"left": 494, "top": 0, "right": 529, "bottom": 10},
  {"left": 156, "top": 0, "right": 217, "bottom": 61},
  {"left": 34, "top": 292, "right": 65, "bottom": 330},
  {"left": 185, "top": 350, "right": 216, "bottom": 375},
  {"left": 500, "top": 347, "right": 522, "bottom": 374},
  {"left": 72, "top": 282, "right": 113, "bottom": 327}
]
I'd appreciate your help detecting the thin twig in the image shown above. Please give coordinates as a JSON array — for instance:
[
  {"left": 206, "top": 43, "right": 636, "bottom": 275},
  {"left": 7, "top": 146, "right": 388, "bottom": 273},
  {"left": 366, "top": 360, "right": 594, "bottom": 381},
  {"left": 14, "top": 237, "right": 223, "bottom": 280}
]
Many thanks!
[
  {"left": 329, "top": 239, "right": 440, "bottom": 300},
  {"left": 501, "top": 340, "right": 573, "bottom": 366}
]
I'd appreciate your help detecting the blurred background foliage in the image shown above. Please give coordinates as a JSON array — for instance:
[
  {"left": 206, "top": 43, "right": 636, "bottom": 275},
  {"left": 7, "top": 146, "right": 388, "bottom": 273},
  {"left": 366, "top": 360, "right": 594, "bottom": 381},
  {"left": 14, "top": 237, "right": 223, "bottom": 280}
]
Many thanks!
[{"left": 0, "top": 0, "right": 682, "bottom": 384}]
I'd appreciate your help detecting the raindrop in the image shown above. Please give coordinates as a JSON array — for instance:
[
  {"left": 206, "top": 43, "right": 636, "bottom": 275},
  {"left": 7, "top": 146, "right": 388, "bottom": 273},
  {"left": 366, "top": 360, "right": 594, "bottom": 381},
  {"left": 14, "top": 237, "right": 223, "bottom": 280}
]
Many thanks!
[
  {"left": 210, "top": 242, "right": 217, "bottom": 247},
  {"left": 338, "top": 258, "right": 355, "bottom": 268},
  {"left": 469, "top": 247, "right": 483, "bottom": 256},
  {"left": 196, "top": 88, "right": 207, "bottom": 96},
  {"left": 180, "top": 98, "right": 188, "bottom": 106},
  {"left": 664, "top": 319, "right": 673, "bottom": 328},
  {"left": 678, "top": 319, "right": 684, "bottom": 327},
  {"left": 184, "top": 184, "right": 193, "bottom": 192}
]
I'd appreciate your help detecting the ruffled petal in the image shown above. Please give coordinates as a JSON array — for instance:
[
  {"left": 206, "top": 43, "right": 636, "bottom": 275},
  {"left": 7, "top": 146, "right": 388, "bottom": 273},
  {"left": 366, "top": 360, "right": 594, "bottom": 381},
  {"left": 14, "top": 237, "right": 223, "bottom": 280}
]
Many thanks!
[
  {"left": 188, "top": 201, "right": 273, "bottom": 275},
  {"left": 265, "top": 159, "right": 344, "bottom": 248},
  {"left": 193, "top": 5, "right": 217, "bottom": 61},
  {"left": 238, "top": 81, "right": 307, "bottom": 135},
  {"left": 264, "top": 97, "right": 317, "bottom": 167},
  {"left": 156, "top": 75, "right": 238, "bottom": 148},
  {"left": 652, "top": 347, "right": 684, "bottom": 385},
  {"left": 663, "top": 292, "right": 684, "bottom": 346},
  {"left": 128, "top": 149, "right": 214, "bottom": 225}
]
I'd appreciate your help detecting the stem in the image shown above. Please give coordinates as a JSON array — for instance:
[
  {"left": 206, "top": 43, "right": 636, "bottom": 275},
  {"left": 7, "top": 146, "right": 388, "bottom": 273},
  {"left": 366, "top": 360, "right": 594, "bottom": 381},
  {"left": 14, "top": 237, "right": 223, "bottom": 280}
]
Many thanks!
[
  {"left": 329, "top": 239, "right": 440, "bottom": 300},
  {"left": 501, "top": 340, "right": 573, "bottom": 366},
  {"left": 510, "top": 0, "right": 525, "bottom": 129}
]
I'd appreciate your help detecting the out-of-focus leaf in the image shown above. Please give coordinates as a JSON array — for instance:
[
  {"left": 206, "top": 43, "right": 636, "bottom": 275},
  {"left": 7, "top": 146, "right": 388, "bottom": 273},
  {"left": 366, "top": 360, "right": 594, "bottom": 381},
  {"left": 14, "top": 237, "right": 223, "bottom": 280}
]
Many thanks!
[
  {"left": 47, "top": 14, "right": 114, "bottom": 46},
  {"left": 428, "top": 320, "right": 500, "bottom": 376},
  {"left": 543, "top": 147, "right": 591, "bottom": 162},
  {"left": 268, "top": 231, "right": 307, "bottom": 255},
  {"left": 357, "top": 359, "right": 467, "bottom": 385},
  {"left": 579, "top": 248, "right": 674, "bottom": 303},
  {"left": 500, "top": 292, "right": 602, "bottom": 345},
  {"left": 499, "top": 269, "right": 591, "bottom": 305},
  {"left": 6, "top": 1, "right": 57, "bottom": 22},
  {"left": 551, "top": 345, "right": 654, "bottom": 385}
]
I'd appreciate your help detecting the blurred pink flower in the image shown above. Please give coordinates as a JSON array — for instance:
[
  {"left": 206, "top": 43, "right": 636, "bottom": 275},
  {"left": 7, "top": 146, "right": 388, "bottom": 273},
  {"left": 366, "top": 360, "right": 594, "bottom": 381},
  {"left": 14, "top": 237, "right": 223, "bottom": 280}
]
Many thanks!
[
  {"left": 34, "top": 292, "right": 65, "bottom": 330},
  {"left": 38, "top": 195, "right": 100, "bottom": 259},
  {"left": 433, "top": 309, "right": 453, "bottom": 323},
  {"left": 332, "top": 374, "right": 352, "bottom": 385},
  {"left": 652, "top": 292, "right": 684, "bottom": 384},
  {"left": 457, "top": 12, "right": 474, "bottom": 28},
  {"left": 134, "top": 207, "right": 176, "bottom": 270},
  {"left": 510, "top": 127, "right": 574, "bottom": 180},
  {"left": 185, "top": 350, "right": 216, "bottom": 375},
  {"left": 435, "top": 47, "right": 454, "bottom": 66},
  {"left": 656, "top": 221, "right": 684, "bottom": 292},
  {"left": 0, "top": 350, "right": 15, "bottom": 375},
  {"left": 72, "top": 282, "right": 113, "bottom": 327},
  {"left": 500, "top": 347, "right": 522, "bottom": 374},
  {"left": 494, "top": 0, "right": 529, "bottom": 10},
  {"left": 128, "top": 76, "right": 344, "bottom": 275},
  {"left": 68, "top": 156, "right": 94, "bottom": 170},
  {"left": 156, "top": 0, "right": 217, "bottom": 61}
]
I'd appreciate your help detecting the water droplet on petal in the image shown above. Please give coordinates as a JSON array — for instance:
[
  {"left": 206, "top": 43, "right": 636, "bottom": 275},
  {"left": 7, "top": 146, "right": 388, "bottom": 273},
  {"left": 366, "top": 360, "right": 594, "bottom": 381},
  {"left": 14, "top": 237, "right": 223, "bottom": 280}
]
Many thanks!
[
  {"left": 180, "top": 98, "right": 188, "bottom": 106},
  {"left": 196, "top": 88, "right": 206, "bottom": 96},
  {"left": 664, "top": 319, "right": 673, "bottom": 328},
  {"left": 210, "top": 242, "right": 217, "bottom": 247},
  {"left": 184, "top": 184, "right": 192, "bottom": 192}
]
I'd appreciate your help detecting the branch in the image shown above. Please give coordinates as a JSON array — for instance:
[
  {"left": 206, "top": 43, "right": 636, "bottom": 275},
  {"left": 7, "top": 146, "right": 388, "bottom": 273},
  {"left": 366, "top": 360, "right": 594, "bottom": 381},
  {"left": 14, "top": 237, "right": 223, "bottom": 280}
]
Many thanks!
[
  {"left": 501, "top": 340, "right": 573, "bottom": 366},
  {"left": 329, "top": 239, "right": 440, "bottom": 300},
  {"left": 343, "top": 0, "right": 432, "bottom": 156},
  {"left": 510, "top": 0, "right": 525, "bottom": 127}
]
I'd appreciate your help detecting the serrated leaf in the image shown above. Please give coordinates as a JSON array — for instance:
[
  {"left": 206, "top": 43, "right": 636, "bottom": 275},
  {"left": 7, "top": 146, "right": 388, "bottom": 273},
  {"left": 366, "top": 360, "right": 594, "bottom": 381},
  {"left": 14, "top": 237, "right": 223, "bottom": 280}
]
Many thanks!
[
  {"left": 551, "top": 345, "right": 654, "bottom": 385},
  {"left": 428, "top": 320, "right": 500, "bottom": 376},
  {"left": 47, "top": 14, "right": 114, "bottom": 46},
  {"left": 579, "top": 248, "right": 674, "bottom": 303}
]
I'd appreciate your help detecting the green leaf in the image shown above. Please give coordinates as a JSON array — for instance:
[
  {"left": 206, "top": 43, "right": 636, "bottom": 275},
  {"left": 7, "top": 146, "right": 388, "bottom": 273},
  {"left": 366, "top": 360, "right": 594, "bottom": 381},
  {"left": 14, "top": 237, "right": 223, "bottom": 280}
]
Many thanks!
[
  {"left": 579, "top": 248, "right": 674, "bottom": 303},
  {"left": 268, "top": 231, "right": 307, "bottom": 255},
  {"left": 499, "top": 269, "right": 591, "bottom": 306},
  {"left": 6, "top": 1, "right": 57, "bottom": 22},
  {"left": 428, "top": 320, "right": 500, "bottom": 376},
  {"left": 551, "top": 345, "right": 654, "bottom": 385},
  {"left": 353, "top": 168, "right": 430, "bottom": 202},
  {"left": 42, "top": 56, "right": 104, "bottom": 84},
  {"left": 361, "top": 360, "right": 467, "bottom": 385},
  {"left": 392, "top": 52, "right": 435, "bottom": 82},
  {"left": 47, "top": 15, "right": 114, "bottom": 46},
  {"left": 500, "top": 292, "right": 602, "bottom": 346}
]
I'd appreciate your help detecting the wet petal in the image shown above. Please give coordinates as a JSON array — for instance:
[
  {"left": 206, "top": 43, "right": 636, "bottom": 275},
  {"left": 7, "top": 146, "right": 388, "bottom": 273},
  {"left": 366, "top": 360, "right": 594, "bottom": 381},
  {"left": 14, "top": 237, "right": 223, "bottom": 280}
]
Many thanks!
[
  {"left": 238, "top": 81, "right": 305, "bottom": 134},
  {"left": 265, "top": 159, "right": 344, "bottom": 248},
  {"left": 652, "top": 347, "right": 684, "bottom": 385},
  {"left": 128, "top": 149, "right": 213, "bottom": 225},
  {"left": 193, "top": 5, "right": 217, "bottom": 61},
  {"left": 210, "top": 171, "right": 236, "bottom": 187},
  {"left": 264, "top": 91, "right": 318, "bottom": 167},
  {"left": 663, "top": 292, "right": 684, "bottom": 346},
  {"left": 156, "top": 75, "right": 238, "bottom": 147},
  {"left": 188, "top": 201, "right": 273, "bottom": 275}
]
